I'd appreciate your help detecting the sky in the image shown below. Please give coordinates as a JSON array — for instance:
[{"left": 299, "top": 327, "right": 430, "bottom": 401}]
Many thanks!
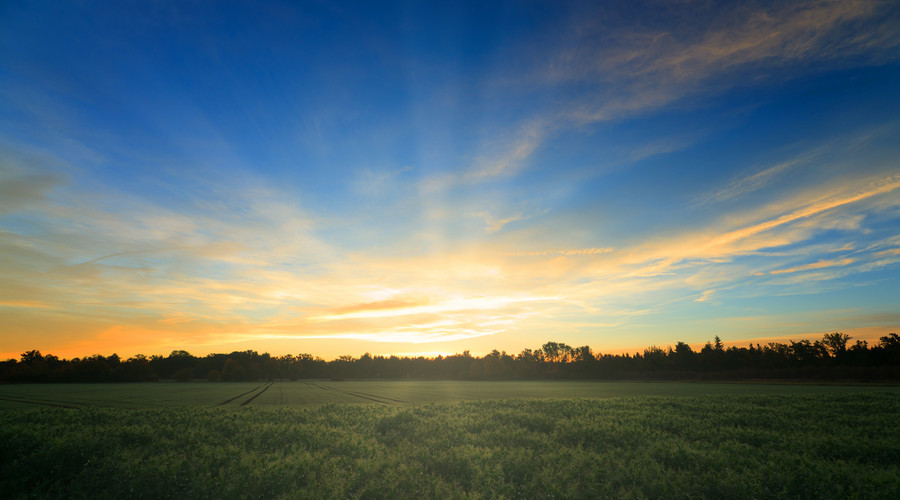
[{"left": 1, "top": 0, "right": 900, "bottom": 360}]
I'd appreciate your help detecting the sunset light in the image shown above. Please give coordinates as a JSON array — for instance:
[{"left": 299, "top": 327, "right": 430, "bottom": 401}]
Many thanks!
[{"left": 2, "top": 0, "right": 899, "bottom": 360}]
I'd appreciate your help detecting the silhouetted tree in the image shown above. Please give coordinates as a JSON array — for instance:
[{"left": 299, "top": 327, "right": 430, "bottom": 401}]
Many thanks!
[
  {"left": 673, "top": 342, "right": 695, "bottom": 371},
  {"left": 714, "top": 336, "right": 724, "bottom": 351},
  {"left": 5, "top": 332, "right": 900, "bottom": 384},
  {"left": 642, "top": 346, "right": 667, "bottom": 371},
  {"left": 121, "top": 355, "right": 158, "bottom": 382},
  {"left": 823, "top": 332, "right": 851, "bottom": 360},
  {"left": 876, "top": 333, "right": 900, "bottom": 367}
]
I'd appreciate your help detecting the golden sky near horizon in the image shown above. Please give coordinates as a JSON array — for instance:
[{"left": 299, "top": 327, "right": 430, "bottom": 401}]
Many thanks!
[{"left": 2, "top": 0, "right": 899, "bottom": 360}]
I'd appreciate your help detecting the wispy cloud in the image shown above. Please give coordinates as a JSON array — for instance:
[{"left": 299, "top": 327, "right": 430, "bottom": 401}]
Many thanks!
[
  {"left": 353, "top": 165, "right": 414, "bottom": 197},
  {"left": 0, "top": 300, "right": 56, "bottom": 309},
  {"left": 506, "top": 247, "right": 615, "bottom": 257},
  {"left": 420, "top": 120, "right": 546, "bottom": 192},
  {"left": 2, "top": 1, "right": 899, "bottom": 359},
  {"left": 696, "top": 153, "right": 819, "bottom": 207},
  {"left": 692, "top": 173, "right": 900, "bottom": 260},
  {"left": 766, "top": 258, "right": 857, "bottom": 275},
  {"left": 260, "top": 330, "right": 497, "bottom": 344},
  {"left": 0, "top": 169, "right": 63, "bottom": 214},
  {"left": 476, "top": 211, "right": 523, "bottom": 233},
  {"left": 332, "top": 296, "right": 433, "bottom": 316},
  {"left": 405, "top": 0, "right": 900, "bottom": 220},
  {"left": 312, "top": 295, "right": 557, "bottom": 322},
  {"left": 554, "top": 0, "right": 898, "bottom": 101},
  {"left": 3, "top": 148, "right": 898, "bottom": 357},
  {"left": 497, "top": 0, "right": 900, "bottom": 170},
  {"left": 872, "top": 248, "right": 900, "bottom": 259},
  {"left": 463, "top": 121, "right": 545, "bottom": 183}
]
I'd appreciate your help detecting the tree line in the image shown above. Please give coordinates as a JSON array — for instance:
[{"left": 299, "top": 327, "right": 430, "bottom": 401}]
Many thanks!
[{"left": 3, "top": 332, "right": 899, "bottom": 384}]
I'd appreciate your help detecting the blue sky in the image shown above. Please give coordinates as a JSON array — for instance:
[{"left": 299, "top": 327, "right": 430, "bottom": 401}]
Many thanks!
[{"left": 2, "top": 0, "right": 899, "bottom": 359}]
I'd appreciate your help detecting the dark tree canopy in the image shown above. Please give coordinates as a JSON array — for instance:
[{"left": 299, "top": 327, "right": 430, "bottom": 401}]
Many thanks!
[{"left": 2, "top": 332, "right": 898, "bottom": 383}]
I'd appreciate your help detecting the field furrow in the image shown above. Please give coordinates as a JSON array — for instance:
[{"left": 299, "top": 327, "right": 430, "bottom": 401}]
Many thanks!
[
  {"left": 218, "top": 384, "right": 263, "bottom": 406},
  {"left": 240, "top": 382, "right": 272, "bottom": 405},
  {"left": 0, "top": 395, "right": 79, "bottom": 409}
]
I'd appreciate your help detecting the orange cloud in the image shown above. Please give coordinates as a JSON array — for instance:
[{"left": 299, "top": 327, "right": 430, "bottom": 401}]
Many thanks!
[
  {"left": 767, "top": 258, "right": 856, "bottom": 275},
  {"left": 333, "top": 297, "right": 434, "bottom": 315},
  {"left": 312, "top": 295, "right": 558, "bottom": 322},
  {"left": 706, "top": 175, "right": 900, "bottom": 252},
  {"left": 873, "top": 248, "right": 900, "bottom": 258},
  {"left": 506, "top": 247, "right": 615, "bottom": 257},
  {"left": 0, "top": 300, "right": 55, "bottom": 309}
]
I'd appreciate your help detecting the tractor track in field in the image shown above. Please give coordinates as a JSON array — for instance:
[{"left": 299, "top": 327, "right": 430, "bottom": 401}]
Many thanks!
[
  {"left": 311, "top": 383, "right": 386, "bottom": 404},
  {"left": 315, "top": 383, "right": 405, "bottom": 405},
  {"left": 0, "top": 395, "right": 79, "bottom": 409},
  {"left": 217, "top": 384, "right": 263, "bottom": 406},
  {"left": 241, "top": 382, "right": 273, "bottom": 406},
  {"left": 343, "top": 390, "right": 409, "bottom": 404}
]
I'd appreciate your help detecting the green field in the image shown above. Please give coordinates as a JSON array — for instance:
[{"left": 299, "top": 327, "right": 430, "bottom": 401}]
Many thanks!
[
  {"left": 2, "top": 382, "right": 899, "bottom": 498},
  {"left": 2, "top": 380, "right": 897, "bottom": 409}
]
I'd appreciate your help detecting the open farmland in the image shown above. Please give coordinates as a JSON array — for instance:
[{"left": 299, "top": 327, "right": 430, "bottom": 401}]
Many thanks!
[
  {"left": 1, "top": 382, "right": 899, "bottom": 498},
  {"left": 1, "top": 380, "right": 897, "bottom": 409}
]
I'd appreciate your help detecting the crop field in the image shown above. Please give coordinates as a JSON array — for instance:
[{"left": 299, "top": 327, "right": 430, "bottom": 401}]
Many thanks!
[
  {"left": 1, "top": 380, "right": 896, "bottom": 409},
  {"left": 1, "top": 383, "right": 899, "bottom": 499}
]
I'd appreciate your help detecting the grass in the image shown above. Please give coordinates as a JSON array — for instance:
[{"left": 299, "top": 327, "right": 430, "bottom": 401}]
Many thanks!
[
  {"left": 1, "top": 383, "right": 898, "bottom": 498},
  {"left": 2, "top": 380, "right": 896, "bottom": 409}
]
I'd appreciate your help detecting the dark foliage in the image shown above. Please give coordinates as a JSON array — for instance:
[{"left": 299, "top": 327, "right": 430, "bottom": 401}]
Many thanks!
[{"left": 3, "top": 333, "right": 899, "bottom": 383}]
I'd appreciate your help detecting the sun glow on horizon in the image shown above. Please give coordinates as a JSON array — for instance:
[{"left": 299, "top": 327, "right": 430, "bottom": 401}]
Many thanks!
[
  {"left": 2, "top": 0, "right": 900, "bottom": 359},
  {"left": 311, "top": 295, "right": 560, "bottom": 321}
]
